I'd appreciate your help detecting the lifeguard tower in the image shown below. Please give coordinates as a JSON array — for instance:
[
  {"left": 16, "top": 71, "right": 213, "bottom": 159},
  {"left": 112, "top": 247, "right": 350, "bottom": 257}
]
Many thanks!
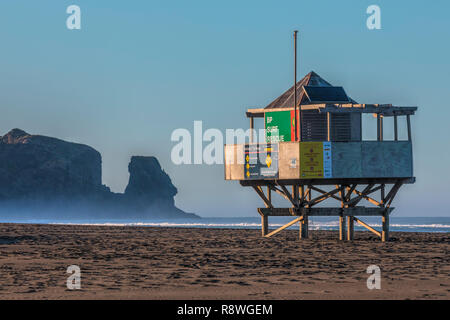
[{"left": 224, "top": 66, "right": 417, "bottom": 241}]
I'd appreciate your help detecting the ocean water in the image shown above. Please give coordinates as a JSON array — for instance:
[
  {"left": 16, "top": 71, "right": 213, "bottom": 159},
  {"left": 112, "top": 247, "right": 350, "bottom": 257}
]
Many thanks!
[{"left": 0, "top": 216, "right": 449, "bottom": 233}]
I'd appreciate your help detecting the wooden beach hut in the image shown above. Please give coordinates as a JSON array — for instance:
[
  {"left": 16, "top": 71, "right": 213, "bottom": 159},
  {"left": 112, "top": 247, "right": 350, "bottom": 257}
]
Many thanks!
[{"left": 224, "top": 70, "right": 417, "bottom": 242}]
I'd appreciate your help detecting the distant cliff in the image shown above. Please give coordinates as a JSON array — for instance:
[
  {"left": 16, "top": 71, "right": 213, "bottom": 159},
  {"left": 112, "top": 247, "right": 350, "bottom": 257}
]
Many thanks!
[{"left": 0, "top": 129, "right": 197, "bottom": 219}]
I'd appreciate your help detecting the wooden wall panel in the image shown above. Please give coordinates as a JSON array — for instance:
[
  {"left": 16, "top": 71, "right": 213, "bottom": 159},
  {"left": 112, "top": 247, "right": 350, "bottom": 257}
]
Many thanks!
[
  {"left": 224, "top": 144, "right": 244, "bottom": 180},
  {"left": 279, "top": 142, "right": 300, "bottom": 179},
  {"left": 331, "top": 142, "right": 362, "bottom": 178}
]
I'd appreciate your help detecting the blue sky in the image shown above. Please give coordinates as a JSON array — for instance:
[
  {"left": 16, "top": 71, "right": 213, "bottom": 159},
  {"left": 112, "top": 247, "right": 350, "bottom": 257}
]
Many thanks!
[{"left": 0, "top": 0, "right": 449, "bottom": 216}]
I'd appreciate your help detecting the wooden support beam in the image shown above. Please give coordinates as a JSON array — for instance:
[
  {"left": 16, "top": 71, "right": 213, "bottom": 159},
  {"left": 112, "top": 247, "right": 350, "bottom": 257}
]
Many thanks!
[
  {"left": 240, "top": 177, "right": 416, "bottom": 188},
  {"left": 377, "top": 114, "right": 381, "bottom": 141},
  {"left": 258, "top": 207, "right": 296, "bottom": 216},
  {"left": 407, "top": 114, "right": 412, "bottom": 141},
  {"left": 339, "top": 215, "right": 346, "bottom": 241},
  {"left": 382, "top": 212, "right": 390, "bottom": 242},
  {"left": 380, "top": 114, "right": 383, "bottom": 141},
  {"left": 308, "top": 187, "right": 342, "bottom": 207},
  {"left": 309, "top": 186, "right": 342, "bottom": 202},
  {"left": 353, "top": 184, "right": 375, "bottom": 199},
  {"left": 313, "top": 104, "right": 417, "bottom": 116},
  {"left": 385, "top": 181, "right": 403, "bottom": 208},
  {"left": 345, "top": 184, "right": 357, "bottom": 202},
  {"left": 256, "top": 104, "right": 418, "bottom": 115},
  {"left": 338, "top": 185, "right": 346, "bottom": 241},
  {"left": 384, "top": 182, "right": 398, "bottom": 204},
  {"left": 252, "top": 186, "right": 273, "bottom": 208},
  {"left": 261, "top": 215, "right": 268, "bottom": 237},
  {"left": 300, "top": 215, "right": 309, "bottom": 239},
  {"left": 264, "top": 216, "right": 304, "bottom": 238},
  {"left": 260, "top": 186, "right": 271, "bottom": 237},
  {"left": 300, "top": 186, "right": 310, "bottom": 206},
  {"left": 299, "top": 185, "right": 311, "bottom": 207},
  {"left": 258, "top": 207, "right": 393, "bottom": 217},
  {"left": 348, "top": 185, "right": 382, "bottom": 207},
  {"left": 269, "top": 185, "right": 290, "bottom": 201},
  {"left": 347, "top": 216, "right": 354, "bottom": 241},
  {"left": 354, "top": 217, "right": 381, "bottom": 238},
  {"left": 278, "top": 184, "right": 297, "bottom": 207},
  {"left": 249, "top": 117, "right": 254, "bottom": 143},
  {"left": 380, "top": 184, "right": 388, "bottom": 242},
  {"left": 394, "top": 115, "right": 398, "bottom": 141},
  {"left": 292, "top": 185, "right": 299, "bottom": 206}
]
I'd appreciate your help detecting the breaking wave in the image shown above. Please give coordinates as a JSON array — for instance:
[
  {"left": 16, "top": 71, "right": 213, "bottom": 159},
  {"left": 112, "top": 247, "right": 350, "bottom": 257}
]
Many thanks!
[{"left": 46, "top": 219, "right": 450, "bottom": 232}]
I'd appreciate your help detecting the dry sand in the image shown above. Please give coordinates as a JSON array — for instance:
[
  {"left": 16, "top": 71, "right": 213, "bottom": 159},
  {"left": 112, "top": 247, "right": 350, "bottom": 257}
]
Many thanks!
[{"left": 0, "top": 223, "right": 448, "bottom": 300}]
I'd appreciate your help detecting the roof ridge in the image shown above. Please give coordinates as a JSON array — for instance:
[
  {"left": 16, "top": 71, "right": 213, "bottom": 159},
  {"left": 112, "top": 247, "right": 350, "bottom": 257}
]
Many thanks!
[{"left": 265, "top": 71, "right": 328, "bottom": 109}]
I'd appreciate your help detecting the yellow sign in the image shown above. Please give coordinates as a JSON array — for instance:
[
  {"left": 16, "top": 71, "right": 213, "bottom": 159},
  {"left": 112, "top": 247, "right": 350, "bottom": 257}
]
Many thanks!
[
  {"left": 265, "top": 155, "right": 272, "bottom": 168},
  {"left": 300, "top": 142, "right": 324, "bottom": 178}
]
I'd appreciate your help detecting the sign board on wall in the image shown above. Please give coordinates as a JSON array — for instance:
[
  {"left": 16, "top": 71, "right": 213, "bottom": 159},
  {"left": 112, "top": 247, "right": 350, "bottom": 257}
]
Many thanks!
[
  {"left": 323, "top": 141, "right": 332, "bottom": 178},
  {"left": 299, "top": 142, "right": 332, "bottom": 179},
  {"left": 244, "top": 144, "right": 279, "bottom": 180},
  {"left": 265, "top": 110, "right": 299, "bottom": 142}
]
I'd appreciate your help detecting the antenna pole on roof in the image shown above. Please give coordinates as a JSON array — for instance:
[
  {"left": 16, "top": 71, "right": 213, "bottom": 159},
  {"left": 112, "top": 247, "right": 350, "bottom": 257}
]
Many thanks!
[{"left": 294, "top": 30, "right": 299, "bottom": 141}]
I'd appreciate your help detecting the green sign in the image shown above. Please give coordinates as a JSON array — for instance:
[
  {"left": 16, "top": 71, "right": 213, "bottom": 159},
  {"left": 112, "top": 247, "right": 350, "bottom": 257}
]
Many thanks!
[{"left": 265, "top": 111, "right": 291, "bottom": 142}]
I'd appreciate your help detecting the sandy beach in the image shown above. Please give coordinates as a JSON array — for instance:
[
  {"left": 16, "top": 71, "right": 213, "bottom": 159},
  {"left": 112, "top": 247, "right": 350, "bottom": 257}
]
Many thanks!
[{"left": 0, "top": 223, "right": 448, "bottom": 300}]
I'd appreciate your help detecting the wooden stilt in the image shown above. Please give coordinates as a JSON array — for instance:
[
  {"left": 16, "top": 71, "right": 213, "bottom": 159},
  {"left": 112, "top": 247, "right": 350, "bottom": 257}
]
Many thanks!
[
  {"left": 299, "top": 218, "right": 302, "bottom": 239},
  {"left": 346, "top": 216, "right": 354, "bottom": 240},
  {"left": 381, "top": 183, "right": 389, "bottom": 242},
  {"left": 339, "top": 214, "right": 346, "bottom": 241},
  {"left": 338, "top": 185, "right": 346, "bottom": 241},
  {"left": 407, "top": 114, "right": 412, "bottom": 141},
  {"left": 292, "top": 185, "right": 299, "bottom": 206},
  {"left": 382, "top": 212, "right": 389, "bottom": 242},
  {"left": 300, "top": 215, "right": 309, "bottom": 239},
  {"left": 261, "top": 215, "right": 268, "bottom": 237},
  {"left": 377, "top": 114, "right": 381, "bottom": 141},
  {"left": 394, "top": 114, "right": 398, "bottom": 141}
]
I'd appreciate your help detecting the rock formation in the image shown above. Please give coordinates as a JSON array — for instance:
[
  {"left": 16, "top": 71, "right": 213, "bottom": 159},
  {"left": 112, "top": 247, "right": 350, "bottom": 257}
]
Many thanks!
[
  {"left": 125, "top": 156, "right": 177, "bottom": 206},
  {"left": 0, "top": 129, "right": 197, "bottom": 219}
]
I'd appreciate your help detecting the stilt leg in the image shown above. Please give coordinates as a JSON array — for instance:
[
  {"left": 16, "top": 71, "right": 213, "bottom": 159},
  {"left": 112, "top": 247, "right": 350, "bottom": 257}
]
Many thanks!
[
  {"left": 300, "top": 215, "right": 309, "bottom": 239},
  {"left": 338, "top": 185, "right": 346, "bottom": 241},
  {"left": 261, "top": 215, "right": 268, "bottom": 237},
  {"left": 260, "top": 186, "right": 271, "bottom": 237},
  {"left": 347, "top": 216, "right": 354, "bottom": 240},
  {"left": 339, "top": 215, "right": 346, "bottom": 241},
  {"left": 382, "top": 213, "right": 389, "bottom": 242}
]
